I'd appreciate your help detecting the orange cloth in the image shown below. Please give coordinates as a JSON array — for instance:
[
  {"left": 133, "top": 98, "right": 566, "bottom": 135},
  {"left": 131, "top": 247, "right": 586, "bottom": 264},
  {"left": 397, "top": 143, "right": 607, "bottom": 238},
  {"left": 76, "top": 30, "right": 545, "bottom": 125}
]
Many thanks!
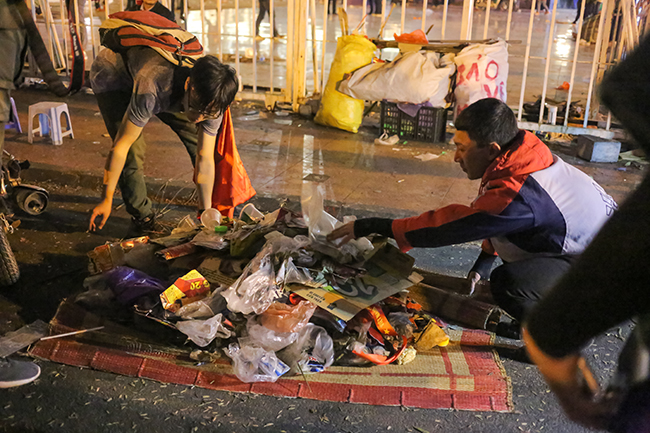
[
  {"left": 393, "top": 29, "right": 429, "bottom": 45},
  {"left": 210, "top": 108, "right": 256, "bottom": 218}
]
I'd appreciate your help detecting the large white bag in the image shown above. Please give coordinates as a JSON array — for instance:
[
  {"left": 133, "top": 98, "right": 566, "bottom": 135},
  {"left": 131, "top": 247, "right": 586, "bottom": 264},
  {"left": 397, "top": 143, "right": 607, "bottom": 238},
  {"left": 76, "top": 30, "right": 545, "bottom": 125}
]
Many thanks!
[
  {"left": 338, "top": 51, "right": 456, "bottom": 108},
  {"left": 454, "top": 40, "right": 509, "bottom": 116}
]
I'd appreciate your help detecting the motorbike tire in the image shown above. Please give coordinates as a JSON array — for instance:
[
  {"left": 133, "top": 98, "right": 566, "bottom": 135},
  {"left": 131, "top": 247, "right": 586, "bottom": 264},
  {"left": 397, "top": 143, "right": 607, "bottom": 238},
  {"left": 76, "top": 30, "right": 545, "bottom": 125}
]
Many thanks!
[{"left": 0, "top": 226, "right": 19, "bottom": 286}]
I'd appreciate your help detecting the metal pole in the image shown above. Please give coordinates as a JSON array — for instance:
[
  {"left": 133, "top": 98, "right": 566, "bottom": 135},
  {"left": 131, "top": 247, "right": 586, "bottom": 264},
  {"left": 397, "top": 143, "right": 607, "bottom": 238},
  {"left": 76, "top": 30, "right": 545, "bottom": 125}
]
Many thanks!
[
  {"left": 483, "top": 0, "right": 491, "bottom": 39},
  {"left": 516, "top": 0, "right": 537, "bottom": 121},
  {"left": 286, "top": 0, "right": 295, "bottom": 102},
  {"left": 217, "top": 0, "right": 223, "bottom": 60},
  {"left": 321, "top": 0, "right": 327, "bottom": 92},
  {"left": 563, "top": 0, "right": 586, "bottom": 127},
  {"left": 270, "top": 0, "right": 275, "bottom": 91},
  {"left": 400, "top": 0, "right": 406, "bottom": 33},
  {"left": 252, "top": 0, "right": 257, "bottom": 92},
  {"left": 441, "top": 0, "right": 449, "bottom": 38},
  {"left": 460, "top": 0, "right": 475, "bottom": 40},
  {"left": 200, "top": 0, "right": 206, "bottom": 49},
  {"left": 536, "top": 0, "right": 558, "bottom": 124},
  {"left": 105, "top": 0, "right": 109, "bottom": 20},
  {"left": 421, "top": 0, "right": 427, "bottom": 31},
  {"left": 60, "top": 0, "right": 70, "bottom": 77},
  {"left": 583, "top": 0, "right": 609, "bottom": 128},
  {"left": 309, "top": 0, "right": 319, "bottom": 93},
  {"left": 88, "top": 0, "right": 97, "bottom": 59},
  {"left": 235, "top": 0, "right": 240, "bottom": 76},
  {"left": 505, "top": 0, "right": 514, "bottom": 39}
]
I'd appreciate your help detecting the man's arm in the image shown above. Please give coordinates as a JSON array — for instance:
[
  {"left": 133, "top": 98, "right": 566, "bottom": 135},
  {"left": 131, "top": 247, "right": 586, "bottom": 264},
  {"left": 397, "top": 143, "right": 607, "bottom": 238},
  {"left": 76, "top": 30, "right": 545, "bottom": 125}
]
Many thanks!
[
  {"left": 194, "top": 127, "right": 218, "bottom": 212},
  {"left": 89, "top": 118, "right": 143, "bottom": 231}
]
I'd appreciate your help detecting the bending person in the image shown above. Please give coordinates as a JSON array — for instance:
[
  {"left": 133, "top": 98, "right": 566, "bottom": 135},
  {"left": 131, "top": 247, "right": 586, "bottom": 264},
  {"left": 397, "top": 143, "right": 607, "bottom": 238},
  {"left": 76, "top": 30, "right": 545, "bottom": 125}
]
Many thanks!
[{"left": 328, "top": 98, "right": 616, "bottom": 338}]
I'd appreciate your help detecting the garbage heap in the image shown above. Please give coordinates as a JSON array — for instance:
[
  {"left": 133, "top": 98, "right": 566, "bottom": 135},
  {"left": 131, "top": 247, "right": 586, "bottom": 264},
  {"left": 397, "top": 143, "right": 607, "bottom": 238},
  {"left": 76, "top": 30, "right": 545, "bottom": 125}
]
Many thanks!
[{"left": 80, "top": 196, "right": 451, "bottom": 384}]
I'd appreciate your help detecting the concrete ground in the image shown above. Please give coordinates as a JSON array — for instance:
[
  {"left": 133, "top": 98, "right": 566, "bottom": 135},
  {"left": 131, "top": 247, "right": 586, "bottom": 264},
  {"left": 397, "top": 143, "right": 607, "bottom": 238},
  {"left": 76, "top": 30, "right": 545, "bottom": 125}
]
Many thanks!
[{"left": 0, "top": 86, "right": 643, "bottom": 432}]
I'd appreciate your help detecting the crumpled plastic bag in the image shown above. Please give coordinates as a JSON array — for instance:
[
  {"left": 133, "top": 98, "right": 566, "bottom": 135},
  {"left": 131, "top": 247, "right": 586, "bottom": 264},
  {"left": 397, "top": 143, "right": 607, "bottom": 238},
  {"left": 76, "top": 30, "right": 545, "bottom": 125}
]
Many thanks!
[
  {"left": 259, "top": 300, "right": 317, "bottom": 333},
  {"left": 221, "top": 245, "right": 280, "bottom": 315},
  {"left": 175, "top": 287, "right": 228, "bottom": 319},
  {"left": 339, "top": 51, "right": 456, "bottom": 108},
  {"left": 104, "top": 266, "right": 166, "bottom": 305},
  {"left": 314, "top": 35, "right": 377, "bottom": 133},
  {"left": 224, "top": 342, "right": 290, "bottom": 383},
  {"left": 301, "top": 182, "right": 339, "bottom": 243},
  {"left": 246, "top": 316, "right": 298, "bottom": 352},
  {"left": 276, "top": 257, "right": 313, "bottom": 287},
  {"left": 278, "top": 324, "right": 334, "bottom": 374},
  {"left": 175, "top": 313, "right": 231, "bottom": 347}
]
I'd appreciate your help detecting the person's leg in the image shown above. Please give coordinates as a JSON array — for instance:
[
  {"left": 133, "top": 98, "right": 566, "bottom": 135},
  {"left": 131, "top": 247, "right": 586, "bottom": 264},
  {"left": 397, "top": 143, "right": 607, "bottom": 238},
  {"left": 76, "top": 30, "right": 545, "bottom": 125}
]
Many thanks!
[
  {"left": 94, "top": 91, "right": 153, "bottom": 220},
  {"left": 255, "top": 0, "right": 268, "bottom": 36},
  {"left": 490, "top": 255, "right": 576, "bottom": 323}
]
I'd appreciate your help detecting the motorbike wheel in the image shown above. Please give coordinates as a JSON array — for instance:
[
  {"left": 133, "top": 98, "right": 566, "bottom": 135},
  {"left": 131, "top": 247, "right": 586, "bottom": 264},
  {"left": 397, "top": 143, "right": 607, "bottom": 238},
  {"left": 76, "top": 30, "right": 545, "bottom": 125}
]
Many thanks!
[
  {"left": 0, "top": 224, "right": 19, "bottom": 286},
  {"left": 15, "top": 188, "right": 48, "bottom": 216}
]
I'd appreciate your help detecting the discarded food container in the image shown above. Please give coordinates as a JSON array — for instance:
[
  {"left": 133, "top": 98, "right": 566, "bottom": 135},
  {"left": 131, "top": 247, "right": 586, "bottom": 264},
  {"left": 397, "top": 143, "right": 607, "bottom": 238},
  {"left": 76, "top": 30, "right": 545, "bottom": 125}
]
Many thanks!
[
  {"left": 240, "top": 203, "right": 263, "bottom": 222},
  {"left": 214, "top": 225, "right": 228, "bottom": 233},
  {"left": 201, "top": 208, "right": 222, "bottom": 231}
]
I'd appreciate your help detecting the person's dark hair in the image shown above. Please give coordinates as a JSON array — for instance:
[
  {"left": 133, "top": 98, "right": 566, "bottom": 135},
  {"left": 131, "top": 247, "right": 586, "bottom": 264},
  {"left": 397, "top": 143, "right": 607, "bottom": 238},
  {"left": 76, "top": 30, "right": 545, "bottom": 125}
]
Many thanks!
[
  {"left": 190, "top": 55, "right": 239, "bottom": 117},
  {"left": 455, "top": 98, "right": 519, "bottom": 151}
]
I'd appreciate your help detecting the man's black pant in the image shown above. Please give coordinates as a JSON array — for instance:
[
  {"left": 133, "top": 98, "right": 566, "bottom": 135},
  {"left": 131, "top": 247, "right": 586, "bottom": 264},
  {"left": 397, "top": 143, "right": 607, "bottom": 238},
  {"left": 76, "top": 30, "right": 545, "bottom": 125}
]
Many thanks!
[
  {"left": 490, "top": 255, "right": 576, "bottom": 322},
  {"left": 256, "top": 0, "right": 278, "bottom": 36}
]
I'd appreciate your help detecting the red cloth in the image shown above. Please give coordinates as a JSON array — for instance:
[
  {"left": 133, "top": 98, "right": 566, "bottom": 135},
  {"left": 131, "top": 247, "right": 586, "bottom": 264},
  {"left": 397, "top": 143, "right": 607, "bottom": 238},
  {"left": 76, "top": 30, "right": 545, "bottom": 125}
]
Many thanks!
[{"left": 211, "top": 108, "right": 256, "bottom": 218}]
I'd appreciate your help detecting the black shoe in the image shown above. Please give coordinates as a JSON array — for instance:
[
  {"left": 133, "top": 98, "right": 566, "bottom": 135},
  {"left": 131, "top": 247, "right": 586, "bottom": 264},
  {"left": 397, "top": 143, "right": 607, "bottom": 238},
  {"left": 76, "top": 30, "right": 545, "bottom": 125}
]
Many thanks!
[{"left": 131, "top": 214, "right": 167, "bottom": 237}]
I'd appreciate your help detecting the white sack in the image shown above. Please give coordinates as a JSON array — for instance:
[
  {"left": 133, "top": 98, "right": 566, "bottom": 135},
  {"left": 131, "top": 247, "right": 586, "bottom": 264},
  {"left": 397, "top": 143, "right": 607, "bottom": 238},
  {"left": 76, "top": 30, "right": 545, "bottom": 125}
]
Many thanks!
[
  {"left": 454, "top": 39, "right": 509, "bottom": 116},
  {"left": 338, "top": 51, "right": 456, "bottom": 108}
]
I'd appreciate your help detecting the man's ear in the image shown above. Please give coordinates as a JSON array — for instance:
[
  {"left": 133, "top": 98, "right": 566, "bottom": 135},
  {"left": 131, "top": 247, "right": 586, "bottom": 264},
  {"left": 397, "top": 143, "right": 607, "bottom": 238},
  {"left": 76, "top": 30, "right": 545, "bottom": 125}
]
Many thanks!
[{"left": 488, "top": 142, "right": 502, "bottom": 158}]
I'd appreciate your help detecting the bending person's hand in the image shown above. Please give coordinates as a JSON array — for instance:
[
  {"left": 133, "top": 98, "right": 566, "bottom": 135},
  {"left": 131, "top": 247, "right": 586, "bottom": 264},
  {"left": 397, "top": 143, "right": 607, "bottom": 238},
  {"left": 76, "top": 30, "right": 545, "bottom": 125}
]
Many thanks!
[
  {"left": 467, "top": 271, "right": 482, "bottom": 296},
  {"left": 89, "top": 200, "right": 113, "bottom": 232},
  {"left": 326, "top": 222, "right": 356, "bottom": 245}
]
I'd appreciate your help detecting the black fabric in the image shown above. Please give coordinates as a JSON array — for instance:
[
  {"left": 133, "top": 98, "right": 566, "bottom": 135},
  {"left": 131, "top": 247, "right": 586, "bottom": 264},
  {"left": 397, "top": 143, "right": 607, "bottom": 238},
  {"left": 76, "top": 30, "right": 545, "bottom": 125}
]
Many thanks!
[
  {"left": 353, "top": 218, "right": 393, "bottom": 239},
  {"left": 126, "top": 2, "right": 175, "bottom": 22},
  {"left": 470, "top": 250, "right": 497, "bottom": 280},
  {"left": 490, "top": 255, "right": 576, "bottom": 323},
  {"left": 526, "top": 32, "right": 650, "bottom": 358}
]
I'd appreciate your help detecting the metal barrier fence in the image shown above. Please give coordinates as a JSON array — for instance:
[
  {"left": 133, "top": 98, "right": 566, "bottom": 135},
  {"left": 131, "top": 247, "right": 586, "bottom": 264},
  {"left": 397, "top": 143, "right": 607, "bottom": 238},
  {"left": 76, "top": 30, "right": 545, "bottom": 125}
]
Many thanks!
[{"left": 35, "top": 0, "right": 644, "bottom": 138}]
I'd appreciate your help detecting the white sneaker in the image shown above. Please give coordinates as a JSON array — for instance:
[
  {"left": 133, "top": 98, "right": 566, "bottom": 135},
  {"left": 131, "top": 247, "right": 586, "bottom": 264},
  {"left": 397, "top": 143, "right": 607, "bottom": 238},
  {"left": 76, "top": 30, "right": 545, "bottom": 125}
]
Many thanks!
[
  {"left": 0, "top": 358, "right": 41, "bottom": 388},
  {"left": 374, "top": 132, "right": 400, "bottom": 146}
]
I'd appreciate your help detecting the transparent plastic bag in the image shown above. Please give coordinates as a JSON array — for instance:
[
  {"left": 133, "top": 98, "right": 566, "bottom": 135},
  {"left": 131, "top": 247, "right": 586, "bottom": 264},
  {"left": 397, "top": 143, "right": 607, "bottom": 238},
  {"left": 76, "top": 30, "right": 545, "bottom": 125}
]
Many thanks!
[
  {"left": 278, "top": 324, "right": 334, "bottom": 374},
  {"left": 221, "top": 247, "right": 280, "bottom": 315},
  {"left": 175, "top": 313, "right": 231, "bottom": 347},
  {"left": 246, "top": 316, "right": 298, "bottom": 352},
  {"left": 276, "top": 257, "right": 313, "bottom": 287},
  {"left": 259, "top": 301, "right": 317, "bottom": 333},
  {"left": 388, "top": 312, "right": 415, "bottom": 339},
  {"left": 224, "top": 342, "right": 290, "bottom": 383},
  {"left": 176, "top": 288, "right": 228, "bottom": 319},
  {"left": 301, "top": 182, "right": 339, "bottom": 243}
]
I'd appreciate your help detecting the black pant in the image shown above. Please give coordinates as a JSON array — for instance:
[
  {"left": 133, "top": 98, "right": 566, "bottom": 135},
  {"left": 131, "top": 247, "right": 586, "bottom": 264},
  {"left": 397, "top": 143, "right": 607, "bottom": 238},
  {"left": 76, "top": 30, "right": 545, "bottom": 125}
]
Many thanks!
[
  {"left": 328, "top": 0, "right": 337, "bottom": 14},
  {"left": 256, "top": 0, "right": 278, "bottom": 36},
  {"left": 490, "top": 255, "right": 576, "bottom": 322}
]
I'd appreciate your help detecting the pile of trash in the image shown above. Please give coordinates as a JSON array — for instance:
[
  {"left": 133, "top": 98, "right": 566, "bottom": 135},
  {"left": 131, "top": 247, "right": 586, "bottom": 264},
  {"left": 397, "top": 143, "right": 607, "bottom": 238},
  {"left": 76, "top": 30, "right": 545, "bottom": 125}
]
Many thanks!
[{"left": 77, "top": 186, "right": 450, "bottom": 384}]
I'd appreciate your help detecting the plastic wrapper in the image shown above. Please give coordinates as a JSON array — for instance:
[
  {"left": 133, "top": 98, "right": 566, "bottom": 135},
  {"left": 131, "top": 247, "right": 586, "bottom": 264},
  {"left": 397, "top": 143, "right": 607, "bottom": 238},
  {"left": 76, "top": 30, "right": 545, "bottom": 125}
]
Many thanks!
[
  {"left": 278, "top": 324, "right": 334, "bottom": 374},
  {"left": 172, "top": 214, "right": 199, "bottom": 235},
  {"left": 160, "top": 269, "right": 211, "bottom": 312},
  {"left": 191, "top": 230, "right": 229, "bottom": 250},
  {"left": 175, "top": 288, "right": 228, "bottom": 319},
  {"left": 314, "top": 35, "right": 377, "bottom": 133},
  {"left": 388, "top": 312, "right": 415, "bottom": 339},
  {"left": 259, "top": 301, "right": 317, "bottom": 333},
  {"left": 104, "top": 266, "right": 167, "bottom": 305},
  {"left": 276, "top": 257, "right": 313, "bottom": 287},
  {"left": 224, "top": 342, "right": 290, "bottom": 383},
  {"left": 220, "top": 247, "right": 280, "bottom": 315},
  {"left": 246, "top": 316, "right": 298, "bottom": 351},
  {"left": 176, "top": 313, "right": 231, "bottom": 347},
  {"left": 156, "top": 242, "right": 199, "bottom": 261},
  {"left": 301, "top": 183, "right": 338, "bottom": 243},
  {"left": 87, "top": 236, "right": 149, "bottom": 274}
]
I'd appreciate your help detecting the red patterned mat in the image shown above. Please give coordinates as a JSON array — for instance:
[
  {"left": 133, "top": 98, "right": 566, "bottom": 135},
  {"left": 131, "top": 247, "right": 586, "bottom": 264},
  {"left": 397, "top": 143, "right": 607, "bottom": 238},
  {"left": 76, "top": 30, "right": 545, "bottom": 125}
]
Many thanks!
[{"left": 29, "top": 301, "right": 513, "bottom": 412}]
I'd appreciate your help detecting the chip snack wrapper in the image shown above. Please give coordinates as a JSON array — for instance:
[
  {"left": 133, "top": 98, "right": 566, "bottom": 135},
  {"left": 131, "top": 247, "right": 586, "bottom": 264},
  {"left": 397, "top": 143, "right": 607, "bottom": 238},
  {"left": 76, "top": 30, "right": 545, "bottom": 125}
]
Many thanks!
[{"left": 160, "top": 270, "right": 211, "bottom": 312}]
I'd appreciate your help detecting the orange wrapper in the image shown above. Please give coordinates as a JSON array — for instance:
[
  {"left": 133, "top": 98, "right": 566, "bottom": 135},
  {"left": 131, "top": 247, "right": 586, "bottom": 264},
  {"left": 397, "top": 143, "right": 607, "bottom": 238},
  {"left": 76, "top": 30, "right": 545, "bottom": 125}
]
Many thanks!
[{"left": 160, "top": 270, "right": 211, "bottom": 312}]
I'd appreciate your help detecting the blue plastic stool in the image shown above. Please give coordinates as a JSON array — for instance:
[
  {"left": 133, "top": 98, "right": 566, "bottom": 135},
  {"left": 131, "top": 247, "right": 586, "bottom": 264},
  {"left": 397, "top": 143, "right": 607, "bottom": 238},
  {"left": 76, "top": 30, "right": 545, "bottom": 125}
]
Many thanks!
[{"left": 4, "top": 97, "right": 22, "bottom": 133}]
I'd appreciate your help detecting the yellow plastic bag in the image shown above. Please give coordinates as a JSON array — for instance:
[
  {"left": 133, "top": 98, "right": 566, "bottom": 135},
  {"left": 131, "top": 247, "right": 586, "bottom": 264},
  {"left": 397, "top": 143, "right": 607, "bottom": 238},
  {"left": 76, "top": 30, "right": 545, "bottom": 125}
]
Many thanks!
[{"left": 315, "top": 35, "right": 376, "bottom": 133}]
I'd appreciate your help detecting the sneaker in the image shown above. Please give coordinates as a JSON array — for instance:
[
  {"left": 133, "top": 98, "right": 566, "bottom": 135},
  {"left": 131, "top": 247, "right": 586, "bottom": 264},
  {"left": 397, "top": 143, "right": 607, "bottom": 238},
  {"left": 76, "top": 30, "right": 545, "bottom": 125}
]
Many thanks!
[
  {"left": 495, "top": 320, "right": 522, "bottom": 340},
  {"left": 374, "top": 132, "right": 400, "bottom": 146},
  {"left": 0, "top": 358, "right": 41, "bottom": 388},
  {"left": 131, "top": 214, "right": 167, "bottom": 236}
]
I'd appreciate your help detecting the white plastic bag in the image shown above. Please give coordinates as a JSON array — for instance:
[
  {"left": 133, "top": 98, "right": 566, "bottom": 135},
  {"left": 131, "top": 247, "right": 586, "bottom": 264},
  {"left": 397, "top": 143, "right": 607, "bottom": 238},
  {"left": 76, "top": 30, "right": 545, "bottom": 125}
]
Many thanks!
[
  {"left": 339, "top": 51, "right": 456, "bottom": 107},
  {"left": 246, "top": 316, "right": 298, "bottom": 352},
  {"left": 278, "top": 324, "right": 334, "bottom": 374},
  {"left": 224, "top": 342, "right": 290, "bottom": 383},
  {"left": 301, "top": 182, "right": 339, "bottom": 243},
  {"left": 175, "top": 313, "right": 231, "bottom": 347},
  {"left": 221, "top": 246, "right": 280, "bottom": 315},
  {"left": 454, "top": 39, "right": 509, "bottom": 116}
]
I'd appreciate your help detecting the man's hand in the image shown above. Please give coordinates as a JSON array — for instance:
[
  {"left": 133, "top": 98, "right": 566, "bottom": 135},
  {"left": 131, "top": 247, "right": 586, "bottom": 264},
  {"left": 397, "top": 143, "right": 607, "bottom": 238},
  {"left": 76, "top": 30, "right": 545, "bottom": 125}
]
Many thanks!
[
  {"left": 549, "top": 381, "right": 618, "bottom": 430},
  {"left": 89, "top": 200, "right": 112, "bottom": 231},
  {"left": 326, "top": 222, "right": 356, "bottom": 245},
  {"left": 467, "top": 271, "right": 482, "bottom": 296}
]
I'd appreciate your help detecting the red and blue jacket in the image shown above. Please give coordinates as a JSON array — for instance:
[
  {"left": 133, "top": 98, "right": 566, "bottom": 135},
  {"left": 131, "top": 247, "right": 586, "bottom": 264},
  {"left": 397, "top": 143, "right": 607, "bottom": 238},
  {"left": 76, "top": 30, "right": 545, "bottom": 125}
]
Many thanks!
[{"left": 357, "top": 131, "right": 617, "bottom": 264}]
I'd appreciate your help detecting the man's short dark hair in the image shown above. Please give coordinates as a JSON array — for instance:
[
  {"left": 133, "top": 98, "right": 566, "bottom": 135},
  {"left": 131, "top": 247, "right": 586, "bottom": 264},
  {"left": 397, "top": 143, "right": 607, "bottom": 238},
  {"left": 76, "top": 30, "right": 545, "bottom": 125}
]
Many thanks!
[
  {"left": 190, "top": 55, "right": 239, "bottom": 117},
  {"left": 455, "top": 98, "right": 520, "bottom": 150}
]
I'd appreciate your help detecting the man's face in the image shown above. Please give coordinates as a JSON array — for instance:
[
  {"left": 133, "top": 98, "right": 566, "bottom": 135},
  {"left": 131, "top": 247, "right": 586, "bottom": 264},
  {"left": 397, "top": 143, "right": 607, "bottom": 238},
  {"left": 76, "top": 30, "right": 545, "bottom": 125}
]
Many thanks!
[
  {"left": 453, "top": 130, "right": 497, "bottom": 180},
  {"left": 141, "top": 0, "right": 158, "bottom": 8},
  {"left": 183, "top": 82, "right": 221, "bottom": 124}
]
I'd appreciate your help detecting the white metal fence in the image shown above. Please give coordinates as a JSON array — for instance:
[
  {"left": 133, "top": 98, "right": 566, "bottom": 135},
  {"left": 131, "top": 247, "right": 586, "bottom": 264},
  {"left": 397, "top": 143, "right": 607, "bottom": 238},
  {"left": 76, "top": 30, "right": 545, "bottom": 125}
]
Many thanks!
[{"left": 35, "top": 0, "right": 645, "bottom": 137}]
